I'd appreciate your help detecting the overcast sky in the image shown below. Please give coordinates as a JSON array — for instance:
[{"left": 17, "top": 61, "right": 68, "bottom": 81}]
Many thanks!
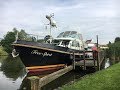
[{"left": 0, "top": 0, "right": 120, "bottom": 44}]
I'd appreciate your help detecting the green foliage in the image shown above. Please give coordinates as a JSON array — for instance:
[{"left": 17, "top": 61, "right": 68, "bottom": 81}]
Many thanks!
[
  {"left": 106, "top": 38, "right": 120, "bottom": 63},
  {"left": 1, "top": 31, "right": 16, "bottom": 53},
  {"left": 18, "top": 29, "right": 27, "bottom": 40},
  {"left": 114, "top": 37, "right": 120, "bottom": 43},
  {"left": 1, "top": 28, "right": 28, "bottom": 53},
  {"left": 0, "top": 46, "right": 8, "bottom": 56},
  {"left": 108, "top": 42, "right": 120, "bottom": 57}
]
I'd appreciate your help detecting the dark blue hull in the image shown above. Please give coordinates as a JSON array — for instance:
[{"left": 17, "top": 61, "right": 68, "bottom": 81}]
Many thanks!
[{"left": 13, "top": 40, "right": 83, "bottom": 67}]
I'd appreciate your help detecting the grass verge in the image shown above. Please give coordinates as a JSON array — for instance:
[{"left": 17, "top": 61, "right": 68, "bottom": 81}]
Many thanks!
[{"left": 61, "top": 63, "right": 120, "bottom": 90}]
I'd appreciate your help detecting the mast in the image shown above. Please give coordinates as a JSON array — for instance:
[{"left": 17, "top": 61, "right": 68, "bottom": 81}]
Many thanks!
[{"left": 46, "top": 13, "right": 57, "bottom": 36}]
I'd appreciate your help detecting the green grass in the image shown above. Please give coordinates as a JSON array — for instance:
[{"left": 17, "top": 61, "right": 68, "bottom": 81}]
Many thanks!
[
  {"left": 62, "top": 63, "right": 120, "bottom": 90},
  {"left": 0, "top": 46, "right": 8, "bottom": 56}
]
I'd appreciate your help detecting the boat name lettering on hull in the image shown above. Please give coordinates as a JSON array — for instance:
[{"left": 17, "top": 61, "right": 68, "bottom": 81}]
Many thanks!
[{"left": 31, "top": 50, "right": 52, "bottom": 57}]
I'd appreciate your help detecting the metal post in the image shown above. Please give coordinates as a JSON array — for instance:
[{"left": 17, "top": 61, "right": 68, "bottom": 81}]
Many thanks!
[
  {"left": 93, "top": 51, "right": 96, "bottom": 69},
  {"left": 96, "top": 35, "right": 100, "bottom": 70},
  {"left": 83, "top": 51, "right": 86, "bottom": 70},
  {"left": 97, "top": 35, "right": 98, "bottom": 48},
  {"left": 50, "top": 25, "right": 51, "bottom": 36},
  {"left": 73, "top": 52, "right": 75, "bottom": 70},
  {"left": 97, "top": 51, "right": 100, "bottom": 70},
  {"left": 37, "top": 35, "right": 38, "bottom": 41}
]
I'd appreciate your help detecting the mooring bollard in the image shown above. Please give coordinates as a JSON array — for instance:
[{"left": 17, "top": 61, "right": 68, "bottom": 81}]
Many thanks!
[{"left": 27, "top": 76, "right": 40, "bottom": 90}]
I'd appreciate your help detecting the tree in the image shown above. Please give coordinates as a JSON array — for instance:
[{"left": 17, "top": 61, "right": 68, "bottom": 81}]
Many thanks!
[
  {"left": 108, "top": 41, "right": 111, "bottom": 45},
  {"left": 1, "top": 31, "right": 16, "bottom": 53},
  {"left": 1, "top": 28, "right": 28, "bottom": 54},
  {"left": 107, "top": 37, "right": 120, "bottom": 63},
  {"left": 18, "top": 29, "right": 27, "bottom": 40},
  {"left": 114, "top": 37, "right": 120, "bottom": 43}
]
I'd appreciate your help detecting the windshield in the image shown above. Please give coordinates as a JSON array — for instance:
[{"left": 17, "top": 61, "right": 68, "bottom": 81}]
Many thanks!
[{"left": 57, "top": 31, "right": 78, "bottom": 38}]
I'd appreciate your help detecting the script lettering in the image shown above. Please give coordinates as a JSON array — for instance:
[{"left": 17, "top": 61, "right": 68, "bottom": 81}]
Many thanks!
[{"left": 31, "top": 50, "right": 52, "bottom": 57}]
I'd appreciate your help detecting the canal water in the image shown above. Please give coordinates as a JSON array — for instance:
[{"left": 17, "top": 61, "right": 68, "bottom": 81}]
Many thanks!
[{"left": 0, "top": 56, "right": 110, "bottom": 90}]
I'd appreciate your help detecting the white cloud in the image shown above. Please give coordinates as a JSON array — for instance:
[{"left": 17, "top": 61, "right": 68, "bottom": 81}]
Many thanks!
[{"left": 0, "top": 0, "right": 120, "bottom": 44}]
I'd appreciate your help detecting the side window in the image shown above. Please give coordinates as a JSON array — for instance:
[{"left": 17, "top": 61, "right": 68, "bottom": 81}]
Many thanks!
[
  {"left": 78, "top": 34, "right": 83, "bottom": 40},
  {"left": 72, "top": 41, "right": 80, "bottom": 47},
  {"left": 72, "top": 41, "right": 75, "bottom": 47},
  {"left": 76, "top": 42, "right": 80, "bottom": 47}
]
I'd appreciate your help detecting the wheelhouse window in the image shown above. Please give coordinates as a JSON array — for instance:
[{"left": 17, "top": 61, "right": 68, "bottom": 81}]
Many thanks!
[
  {"left": 72, "top": 41, "right": 80, "bottom": 47},
  {"left": 52, "top": 40, "right": 70, "bottom": 47},
  {"left": 52, "top": 40, "right": 61, "bottom": 45},
  {"left": 57, "top": 31, "right": 79, "bottom": 39},
  {"left": 57, "top": 32, "right": 64, "bottom": 38},
  {"left": 78, "top": 34, "right": 83, "bottom": 40},
  {"left": 61, "top": 40, "right": 70, "bottom": 47}
]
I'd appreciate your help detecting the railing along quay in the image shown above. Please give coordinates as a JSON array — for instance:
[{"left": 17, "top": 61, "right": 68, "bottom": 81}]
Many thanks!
[{"left": 72, "top": 50, "right": 105, "bottom": 71}]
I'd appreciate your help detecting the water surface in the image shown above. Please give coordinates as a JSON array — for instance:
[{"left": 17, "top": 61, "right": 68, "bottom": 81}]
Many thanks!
[
  {"left": 0, "top": 56, "right": 110, "bottom": 90},
  {"left": 0, "top": 56, "right": 26, "bottom": 90}
]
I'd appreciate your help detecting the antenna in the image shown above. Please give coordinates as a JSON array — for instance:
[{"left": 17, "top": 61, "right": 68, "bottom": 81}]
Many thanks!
[{"left": 46, "top": 13, "right": 57, "bottom": 36}]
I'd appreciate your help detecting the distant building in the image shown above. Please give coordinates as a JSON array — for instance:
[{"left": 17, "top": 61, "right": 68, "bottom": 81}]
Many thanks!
[{"left": 99, "top": 44, "right": 109, "bottom": 49}]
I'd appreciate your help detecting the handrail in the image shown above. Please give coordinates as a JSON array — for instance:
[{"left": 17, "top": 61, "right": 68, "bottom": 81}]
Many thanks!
[
  {"left": 71, "top": 50, "right": 103, "bottom": 71},
  {"left": 17, "top": 33, "right": 45, "bottom": 42}
]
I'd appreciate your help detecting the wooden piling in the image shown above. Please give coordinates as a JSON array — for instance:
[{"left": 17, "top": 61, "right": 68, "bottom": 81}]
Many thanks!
[
  {"left": 27, "top": 76, "right": 40, "bottom": 90},
  {"left": 93, "top": 51, "right": 96, "bottom": 69},
  {"left": 83, "top": 51, "right": 86, "bottom": 70},
  {"left": 38, "top": 65, "right": 73, "bottom": 89},
  {"left": 97, "top": 51, "right": 100, "bottom": 70},
  {"left": 72, "top": 52, "right": 75, "bottom": 70},
  {"left": 96, "top": 35, "right": 100, "bottom": 70}
]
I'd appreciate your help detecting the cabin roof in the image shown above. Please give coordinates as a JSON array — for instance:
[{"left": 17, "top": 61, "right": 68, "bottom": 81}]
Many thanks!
[{"left": 54, "top": 37, "right": 75, "bottom": 41}]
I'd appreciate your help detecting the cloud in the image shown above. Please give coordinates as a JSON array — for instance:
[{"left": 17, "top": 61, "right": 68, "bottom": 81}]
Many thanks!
[{"left": 0, "top": 0, "right": 120, "bottom": 44}]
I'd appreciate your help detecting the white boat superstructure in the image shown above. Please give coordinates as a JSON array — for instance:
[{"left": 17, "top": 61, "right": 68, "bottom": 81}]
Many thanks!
[{"left": 52, "top": 31, "right": 84, "bottom": 50}]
